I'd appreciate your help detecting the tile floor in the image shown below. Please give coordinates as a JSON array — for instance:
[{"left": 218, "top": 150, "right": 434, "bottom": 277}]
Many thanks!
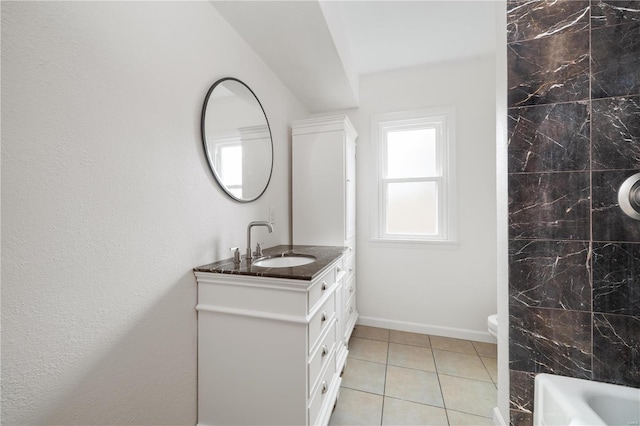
[{"left": 329, "top": 325, "right": 497, "bottom": 426}]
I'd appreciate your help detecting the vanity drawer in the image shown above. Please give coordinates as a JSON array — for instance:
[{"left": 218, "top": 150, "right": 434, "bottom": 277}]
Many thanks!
[
  {"left": 344, "top": 254, "right": 355, "bottom": 283},
  {"left": 309, "top": 294, "right": 336, "bottom": 353},
  {"left": 308, "top": 266, "right": 335, "bottom": 313},
  {"left": 345, "top": 275, "right": 356, "bottom": 306},
  {"left": 344, "top": 237, "right": 355, "bottom": 258},
  {"left": 308, "top": 321, "right": 336, "bottom": 396},
  {"left": 308, "top": 351, "right": 337, "bottom": 426},
  {"left": 345, "top": 295, "right": 356, "bottom": 321},
  {"left": 336, "top": 256, "right": 345, "bottom": 276},
  {"left": 344, "top": 293, "right": 357, "bottom": 338}
]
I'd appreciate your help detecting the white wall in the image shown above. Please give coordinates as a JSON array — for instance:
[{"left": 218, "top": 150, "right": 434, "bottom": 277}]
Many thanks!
[
  {"left": 1, "top": 2, "right": 307, "bottom": 424},
  {"left": 348, "top": 56, "right": 498, "bottom": 342}
]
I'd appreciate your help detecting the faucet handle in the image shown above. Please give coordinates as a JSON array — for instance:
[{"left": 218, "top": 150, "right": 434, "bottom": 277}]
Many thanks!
[
  {"left": 230, "top": 247, "right": 241, "bottom": 263},
  {"left": 254, "top": 242, "right": 263, "bottom": 257}
]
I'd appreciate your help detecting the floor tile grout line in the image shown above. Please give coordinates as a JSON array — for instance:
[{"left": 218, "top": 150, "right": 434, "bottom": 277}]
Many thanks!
[
  {"left": 432, "top": 347, "right": 476, "bottom": 355},
  {"left": 379, "top": 337, "right": 391, "bottom": 426},
  {"left": 432, "top": 348, "right": 495, "bottom": 383},
  {"left": 340, "top": 384, "right": 495, "bottom": 422},
  {"left": 382, "top": 394, "right": 447, "bottom": 410},
  {"left": 347, "top": 356, "right": 388, "bottom": 366},
  {"left": 446, "top": 407, "right": 495, "bottom": 420},
  {"left": 430, "top": 337, "right": 451, "bottom": 425},
  {"left": 437, "top": 372, "right": 495, "bottom": 384},
  {"left": 473, "top": 340, "right": 482, "bottom": 357},
  {"left": 382, "top": 362, "right": 438, "bottom": 375},
  {"left": 349, "top": 345, "right": 496, "bottom": 378},
  {"left": 339, "top": 385, "right": 384, "bottom": 397},
  {"left": 478, "top": 354, "right": 498, "bottom": 384},
  {"left": 355, "top": 329, "right": 498, "bottom": 354},
  {"left": 356, "top": 335, "right": 433, "bottom": 349},
  {"left": 356, "top": 325, "right": 498, "bottom": 351},
  {"left": 389, "top": 340, "right": 432, "bottom": 349},
  {"left": 340, "top": 327, "right": 497, "bottom": 425}
]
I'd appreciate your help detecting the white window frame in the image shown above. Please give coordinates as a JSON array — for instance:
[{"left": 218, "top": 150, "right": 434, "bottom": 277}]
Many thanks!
[{"left": 370, "top": 106, "right": 457, "bottom": 245}]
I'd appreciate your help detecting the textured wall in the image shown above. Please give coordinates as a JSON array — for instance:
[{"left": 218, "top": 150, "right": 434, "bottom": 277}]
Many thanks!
[
  {"left": 506, "top": 1, "right": 640, "bottom": 425},
  {"left": 1, "top": 2, "right": 306, "bottom": 424}
]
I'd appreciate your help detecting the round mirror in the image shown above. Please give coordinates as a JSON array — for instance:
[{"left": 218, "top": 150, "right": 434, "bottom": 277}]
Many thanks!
[{"left": 201, "top": 77, "right": 273, "bottom": 202}]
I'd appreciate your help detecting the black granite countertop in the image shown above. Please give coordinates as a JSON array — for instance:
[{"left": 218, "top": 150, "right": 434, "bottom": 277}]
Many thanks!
[{"left": 193, "top": 245, "right": 346, "bottom": 281}]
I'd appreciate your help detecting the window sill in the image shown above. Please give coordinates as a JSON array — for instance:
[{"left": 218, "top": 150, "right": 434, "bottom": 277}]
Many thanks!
[{"left": 368, "top": 237, "right": 459, "bottom": 250}]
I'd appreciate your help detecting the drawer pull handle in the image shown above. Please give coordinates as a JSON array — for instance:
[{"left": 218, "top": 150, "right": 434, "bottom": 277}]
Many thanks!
[
  {"left": 321, "top": 311, "right": 328, "bottom": 322},
  {"left": 349, "top": 286, "right": 354, "bottom": 293},
  {"left": 349, "top": 306, "right": 354, "bottom": 314},
  {"left": 321, "top": 281, "right": 328, "bottom": 291},
  {"left": 321, "top": 381, "right": 328, "bottom": 394},
  {"left": 349, "top": 267, "right": 353, "bottom": 273},
  {"left": 336, "top": 266, "right": 342, "bottom": 273},
  {"left": 321, "top": 345, "right": 328, "bottom": 357}
]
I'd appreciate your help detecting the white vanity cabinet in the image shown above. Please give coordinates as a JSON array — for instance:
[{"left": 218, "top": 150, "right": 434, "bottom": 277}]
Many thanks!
[
  {"left": 292, "top": 115, "right": 358, "bottom": 375},
  {"left": 195, "top": 246, "right": 346, "bottom": 426}
]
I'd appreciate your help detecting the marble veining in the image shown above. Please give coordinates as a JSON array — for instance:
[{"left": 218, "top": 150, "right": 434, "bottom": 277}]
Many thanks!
[
  {"left": 508, "top": 30, "right": 590, "bottom": 107},
  {"left": 509, "top": 240, "right": 591, "bottom": 310},
  {"left": 510, "top": 410, "right": 533, "bottom": 426},
  {"left": 193, "top": 245, "right": 345, "bottom": 281},
  {"left": 509, "top": 306, "right": 592, "bottom": 379},
  {"left": 508, "top": 172, "right": 591, "bottom": 240},
  {"left": 508, "top": 2, "right": 640, "bottom": 424},
  {"left": 592, "top": 96, "right": 640, "bottom": 170},
  {"left": 509, "top": 370, "right": 535, "bottom": 413},
  {"left": 508, "top": 102, "right": 590, "bottom": 173},
  {"left": 507, "top": 1, "right": 590, "bottom": 43},
  {"left": 591, "top": 21, "right": 640, "bottom": 99},
  {"left": 591, "top": 0, "right": 640, "bottom": 28},
  {"left": 593, "top": 313, "right": 640, "bottom": 387},
  {"left": 593, "top": 242, "right": 640, "bottom": 316},
  {"left": 592, "top": 170, "right": 640, "bottom": 242}
]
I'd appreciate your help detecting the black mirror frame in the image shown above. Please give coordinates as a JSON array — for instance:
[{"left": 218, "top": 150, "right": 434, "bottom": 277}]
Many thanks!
[{"left": 201, "top": 77, "right": 274, "bottom": 203}]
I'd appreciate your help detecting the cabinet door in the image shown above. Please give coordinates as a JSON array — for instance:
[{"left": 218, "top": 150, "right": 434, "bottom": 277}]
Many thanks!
[
  {"left": 345, "top": 136, "right": 356, "bottom": 240},
  {"left": 293, "top": 132, "right": 345, "bottom": 246}
]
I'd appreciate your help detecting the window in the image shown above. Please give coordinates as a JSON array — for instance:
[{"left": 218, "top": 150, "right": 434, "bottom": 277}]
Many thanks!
[
  {"left": 371, "top": 107, "right": 456, "bottom": 243},
  {"left": 214, "top": 137, "right": 243, "bottom": 199},
  {"left": 218, "top": 143, "right": 242, "bottom": 198}
]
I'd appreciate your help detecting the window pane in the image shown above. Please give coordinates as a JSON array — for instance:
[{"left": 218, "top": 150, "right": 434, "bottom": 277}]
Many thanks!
[
  {"left": 220, "top": 145, "right": 242, "bottom": 198},
  {"left": 386, "top": 181, "right": 438, "bottom": 235},
  {"left": 220, "top": 145, "right": 242, "bottom": 185},
  {"left": 386, "top": 128, "right": 437, "bottom": 178}
]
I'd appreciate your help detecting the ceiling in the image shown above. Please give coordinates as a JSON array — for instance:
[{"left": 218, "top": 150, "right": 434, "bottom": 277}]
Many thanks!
[{"left": 212, "top": 1, "right": 496, "bottom": 113}]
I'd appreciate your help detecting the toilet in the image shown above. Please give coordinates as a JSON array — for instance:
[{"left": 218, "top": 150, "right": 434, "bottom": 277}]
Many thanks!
[{"left": 487, "top": 314, "right": 498, "bottom": 338}]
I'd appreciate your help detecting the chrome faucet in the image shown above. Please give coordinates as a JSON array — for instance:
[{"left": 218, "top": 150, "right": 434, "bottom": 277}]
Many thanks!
[{"left": 246, "top": 221, "right": 273, "bottom": 261}]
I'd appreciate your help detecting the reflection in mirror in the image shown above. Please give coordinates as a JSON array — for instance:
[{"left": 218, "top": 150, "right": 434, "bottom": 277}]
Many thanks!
[{"left": 201, "top": 77, "right": 273, "bottom": 202}]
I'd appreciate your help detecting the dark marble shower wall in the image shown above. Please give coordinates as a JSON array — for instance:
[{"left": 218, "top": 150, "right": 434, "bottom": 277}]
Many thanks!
[{"left": 506, "top": 1, "right": 640, "bottom": 425}]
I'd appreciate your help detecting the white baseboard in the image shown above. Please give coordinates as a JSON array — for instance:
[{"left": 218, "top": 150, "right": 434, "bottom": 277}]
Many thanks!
[
  {"left": 493, "top": 407, "right": 507, "bottom": 426},
  {"left": 357, "top": 315, "right": 497, "bottom": 343}
]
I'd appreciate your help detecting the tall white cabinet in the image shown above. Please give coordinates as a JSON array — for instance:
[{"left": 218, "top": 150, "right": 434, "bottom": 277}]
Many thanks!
[{"left": 292, "top": 115, "right": 358, "bottom": 374}]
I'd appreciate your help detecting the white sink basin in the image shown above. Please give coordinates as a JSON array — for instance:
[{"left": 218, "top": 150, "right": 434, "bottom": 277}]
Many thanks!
[
  {"left": 534, "top": 373, "right": 640, "bottom": 426},
  {"left": 252, "top": 255, "right": 316, "bottom": 268}
]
